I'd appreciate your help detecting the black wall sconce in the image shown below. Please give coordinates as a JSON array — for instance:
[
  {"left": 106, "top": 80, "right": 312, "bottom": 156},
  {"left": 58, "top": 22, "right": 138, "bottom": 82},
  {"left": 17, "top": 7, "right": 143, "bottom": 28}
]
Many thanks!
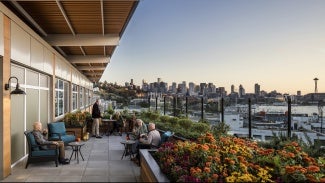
[{"left": 4, "top": 76, "right": 26, "bottom": 95}]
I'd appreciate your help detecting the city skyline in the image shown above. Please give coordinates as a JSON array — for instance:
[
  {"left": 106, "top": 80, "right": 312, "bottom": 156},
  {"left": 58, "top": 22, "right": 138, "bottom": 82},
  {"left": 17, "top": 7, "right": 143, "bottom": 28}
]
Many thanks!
[
  {"left": 100, "top": 0, "right": 325, "bottom": 95},
  {"left": 107, "top": 78, "right": 298, "bottom": 95}
]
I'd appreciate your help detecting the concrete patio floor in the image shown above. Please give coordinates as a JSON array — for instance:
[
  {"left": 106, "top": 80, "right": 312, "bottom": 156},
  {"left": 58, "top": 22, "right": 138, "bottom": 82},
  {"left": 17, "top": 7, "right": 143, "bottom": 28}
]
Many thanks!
[{"left": 1, "top": 134, "right": 141, "bottom": 182}]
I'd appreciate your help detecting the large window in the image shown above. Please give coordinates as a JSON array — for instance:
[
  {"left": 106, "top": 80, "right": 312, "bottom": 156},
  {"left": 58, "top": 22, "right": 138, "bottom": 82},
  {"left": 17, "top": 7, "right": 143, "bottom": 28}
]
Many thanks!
[
  {"left": 72, "top": 84, "right": 78, "bottom": 111},
  {"left": 55, "top": 79, "right": 64, "bottom": 117}
]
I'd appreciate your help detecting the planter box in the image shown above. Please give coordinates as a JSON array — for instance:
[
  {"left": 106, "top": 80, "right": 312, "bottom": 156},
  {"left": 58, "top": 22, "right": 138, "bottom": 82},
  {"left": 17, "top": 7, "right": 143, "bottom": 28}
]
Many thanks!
[
  {"left": 66, "top": 125, "right": 87, "bottom": 140},
  {"left": 140, "top": 149, "right": 169, "bottom": 182}
]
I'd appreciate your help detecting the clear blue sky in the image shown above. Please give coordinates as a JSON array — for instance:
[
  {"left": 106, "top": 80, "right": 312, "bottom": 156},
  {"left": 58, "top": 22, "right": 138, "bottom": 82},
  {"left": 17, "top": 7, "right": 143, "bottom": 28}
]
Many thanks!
[{"left": 101, "top": 0, "right": 325, "bottom": 95}]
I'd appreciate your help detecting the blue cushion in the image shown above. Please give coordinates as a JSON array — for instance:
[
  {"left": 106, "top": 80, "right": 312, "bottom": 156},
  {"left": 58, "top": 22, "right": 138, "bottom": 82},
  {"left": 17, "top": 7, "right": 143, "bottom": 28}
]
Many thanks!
[
  {"left": 27, "top": 132, "right": 39, "bottom": 151},
  {"left": 31, "top": 149, "right": 57, "bottom": 156},
  {"left": 60, "top": 135, "right": 76, "bottom": 143},
  {"left": 160, "top": 131, "right": 172, "bottom": 145},
  {"left": 48, "top": 122, "right": 66, "bottom": 138}
]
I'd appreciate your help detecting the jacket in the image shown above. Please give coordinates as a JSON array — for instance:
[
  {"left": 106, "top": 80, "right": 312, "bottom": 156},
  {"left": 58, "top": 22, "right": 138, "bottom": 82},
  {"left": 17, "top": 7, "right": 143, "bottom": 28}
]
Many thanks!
[{"left": 92, "top": 102, "right": 101, "bottom": 118}]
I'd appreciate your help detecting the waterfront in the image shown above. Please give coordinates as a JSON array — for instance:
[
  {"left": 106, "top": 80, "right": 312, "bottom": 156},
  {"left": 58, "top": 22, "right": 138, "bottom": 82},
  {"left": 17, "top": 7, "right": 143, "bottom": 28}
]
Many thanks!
[{"left": 254, "top": 105, "right": 319, "bottom": 116}]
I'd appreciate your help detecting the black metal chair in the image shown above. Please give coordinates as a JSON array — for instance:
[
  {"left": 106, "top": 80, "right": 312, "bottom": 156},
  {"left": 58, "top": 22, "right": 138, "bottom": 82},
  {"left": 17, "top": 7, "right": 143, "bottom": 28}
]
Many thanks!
[{"left": 24, "top": 130, "right": 59, "bottom": 169}]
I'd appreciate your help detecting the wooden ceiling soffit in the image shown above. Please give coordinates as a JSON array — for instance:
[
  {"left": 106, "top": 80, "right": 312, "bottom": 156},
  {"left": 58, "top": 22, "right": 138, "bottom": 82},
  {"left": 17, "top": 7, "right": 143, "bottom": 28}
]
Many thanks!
[
  {"left": 77, "top": 66, "right": 106, "bottom": 70},
  {"left": 44, "top": 34, "right": 120, "bottom": 46},
  {"left": 68, "top": 55, "right": 110, "bottom": 64},
  {"left": 84, "top": 72, "right": 103, "bottom": 76},
  {"left": 88, "top": 76, "right": 101, "bottom": 80}
]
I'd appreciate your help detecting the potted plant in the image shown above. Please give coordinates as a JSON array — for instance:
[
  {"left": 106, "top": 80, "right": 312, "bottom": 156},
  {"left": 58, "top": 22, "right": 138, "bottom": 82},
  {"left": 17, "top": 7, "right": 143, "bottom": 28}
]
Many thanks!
[{"left": 63, "top": 111, "right": 89, "bottom": 140}]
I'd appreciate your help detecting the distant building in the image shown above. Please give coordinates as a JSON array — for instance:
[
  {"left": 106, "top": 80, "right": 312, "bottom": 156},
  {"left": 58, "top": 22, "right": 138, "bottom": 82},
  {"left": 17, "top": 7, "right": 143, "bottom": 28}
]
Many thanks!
[
  {"left": 171, "top": 82, "right": 177, "bottom": 94},
  {"left": 297, "top": 91, "right": 301, "bottom": 96},
  {"left": 189, "top": 82, "right": 195, "bottom": 96},
  {"left": 255, "top": 83, "right": 260, "bottom": 96},
  {"left": 200, "top": 83, "right": 207, "bottom": 95},
  {"left": 231, "top": 85, "right": 235, "bottom": 94},
  {"left": 239, "top": 84, "right": 245, "bottom": 98}
]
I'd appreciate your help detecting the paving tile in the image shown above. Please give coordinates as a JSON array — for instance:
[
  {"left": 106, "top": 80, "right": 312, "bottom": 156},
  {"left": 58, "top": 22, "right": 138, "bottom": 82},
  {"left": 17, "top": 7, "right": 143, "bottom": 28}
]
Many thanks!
[
  {"left": 81, "top": 175, "right": 109, "bottom": 182},
  {"left": 84, "top": 167, "right": 109, "bottom": 176}
]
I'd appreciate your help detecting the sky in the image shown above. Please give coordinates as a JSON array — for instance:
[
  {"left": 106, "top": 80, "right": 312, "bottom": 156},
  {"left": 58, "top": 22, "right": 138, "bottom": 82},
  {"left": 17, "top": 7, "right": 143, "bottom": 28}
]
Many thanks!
[{"left": 100, "top": 0, "right": 325, "bottom": 95}]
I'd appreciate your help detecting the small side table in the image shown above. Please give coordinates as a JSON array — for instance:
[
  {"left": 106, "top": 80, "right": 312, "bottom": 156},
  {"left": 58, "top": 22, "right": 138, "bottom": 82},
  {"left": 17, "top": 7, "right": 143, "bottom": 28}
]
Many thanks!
[
  {"left": 120, "top": 140, "right": 136, "bottom": 160},
  {"left": 68, "top": 141, "right": 85, "bottom": 163}
]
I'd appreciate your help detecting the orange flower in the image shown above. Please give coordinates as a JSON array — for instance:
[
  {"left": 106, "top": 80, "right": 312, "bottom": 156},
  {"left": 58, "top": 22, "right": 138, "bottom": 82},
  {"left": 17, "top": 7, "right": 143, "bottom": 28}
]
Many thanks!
[
  {"left": 319, "top": 177, "right": 325, "bottom": 182},
  {"left": 285, "top": 166, "right": 295, "bottom": 174},
  {"left": 214, "top": 157, "right": 221, "bottom": 163},
  {"left": 206, "top": 161, "right": 212, "bottom": 167},
  {"left": 287, "top": 152, "right": 295, "bottom": 158},
  {"left": 307, "top": 165, "right": 320, "bottom": 173},
  {"left": 207, "top": 156, "right": 213, "bottom": 162},
  {"left": 201, "top": 144, "right": 209, "bottom": 151},
  {"left": 229, "top": 160, "right": 236, "bottom": 165},
  {"left": 291, "top": 141, "right": 299, "bottom": 147},
  {"left": 230, "top": 149, "right": 236, "bottom": 154},
  {"left": 204, "top": 167, "right": 211, "bottom": 173},
  {"left": 212, "top": 174, "right": 219, "bottom": 180}
]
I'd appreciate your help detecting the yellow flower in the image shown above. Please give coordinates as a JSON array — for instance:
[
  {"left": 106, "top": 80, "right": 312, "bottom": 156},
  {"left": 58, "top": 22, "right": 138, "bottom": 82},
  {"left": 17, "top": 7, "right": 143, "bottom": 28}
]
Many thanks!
[{"left": 225, "top": 175, "right": 236, "bottom": 182}]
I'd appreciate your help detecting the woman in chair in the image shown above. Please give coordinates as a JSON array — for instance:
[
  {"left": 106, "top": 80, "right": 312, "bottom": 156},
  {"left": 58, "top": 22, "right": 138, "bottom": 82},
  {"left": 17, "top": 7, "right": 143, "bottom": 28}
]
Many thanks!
[{"left": 32, "top": 121, "right": 69, "bottom": 164}]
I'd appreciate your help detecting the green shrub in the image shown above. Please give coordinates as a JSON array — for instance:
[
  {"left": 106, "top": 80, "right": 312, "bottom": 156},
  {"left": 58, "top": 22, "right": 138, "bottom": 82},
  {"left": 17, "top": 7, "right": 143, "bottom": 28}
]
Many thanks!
[
  {"left": 190, "top": 122, "right": 210, "bottom": 134},
  {"left": 177, "top": 119, "right": 193, "bottom": 130},
  {"left": 159, "top": 115, "right": 170, "bottom": 123},
  {"left": 168, "top": 116, "right": 179, "bottom": 127},
  {"left": 149, "top": 111, "right": 160, "bottom": 121}
]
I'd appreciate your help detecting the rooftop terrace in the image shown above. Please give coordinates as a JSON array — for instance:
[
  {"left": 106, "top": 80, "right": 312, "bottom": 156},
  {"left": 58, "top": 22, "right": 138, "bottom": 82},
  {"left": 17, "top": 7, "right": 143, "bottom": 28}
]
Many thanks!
[{"left": 1, "top": 134, "right": 140, "bottom": 182}]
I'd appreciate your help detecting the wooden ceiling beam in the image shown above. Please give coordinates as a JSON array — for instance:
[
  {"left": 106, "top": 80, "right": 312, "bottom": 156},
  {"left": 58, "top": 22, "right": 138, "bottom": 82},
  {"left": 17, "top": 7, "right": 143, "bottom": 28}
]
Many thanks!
[
  {"left": 77, "top": 66, "right": 106, "bottom": 70},
  {"left": 68, "top": 55, "right": 110, "bottom": 64},
  {"left": 45, "top": 34, "right": 120, "bottom": 46}
]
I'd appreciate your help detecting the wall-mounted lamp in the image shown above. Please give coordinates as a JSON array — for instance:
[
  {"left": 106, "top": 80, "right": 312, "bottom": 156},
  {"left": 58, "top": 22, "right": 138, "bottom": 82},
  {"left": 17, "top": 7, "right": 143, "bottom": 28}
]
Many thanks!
[{"left": 4, "top": 76, "right": 26, "bottom": 95}]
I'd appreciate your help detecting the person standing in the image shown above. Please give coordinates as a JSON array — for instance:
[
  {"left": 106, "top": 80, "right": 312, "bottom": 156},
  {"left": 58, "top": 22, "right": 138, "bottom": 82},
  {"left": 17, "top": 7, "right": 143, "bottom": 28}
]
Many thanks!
[
  {"left": 32, "top": 121, "right": 69, "bottom": 164},
  {"left": 92, "top": 99, "right": 102, "bottom": 138}
]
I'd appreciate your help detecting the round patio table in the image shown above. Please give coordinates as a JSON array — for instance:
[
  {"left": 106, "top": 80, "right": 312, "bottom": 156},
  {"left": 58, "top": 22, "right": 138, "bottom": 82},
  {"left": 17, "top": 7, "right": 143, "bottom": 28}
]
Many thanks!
[
  {"left": 120, "top": 140, "right": 136, "bottom": 160},
  {"left": 68, "top": 141, "right": 85, "bottom": 163}
]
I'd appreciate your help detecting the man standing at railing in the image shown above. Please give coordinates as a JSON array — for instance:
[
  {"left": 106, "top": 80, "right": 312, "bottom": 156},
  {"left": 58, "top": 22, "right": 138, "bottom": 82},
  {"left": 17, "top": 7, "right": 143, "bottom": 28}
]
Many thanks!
[{"left": 92, "top": 99, "right": 102, "bottom": 138}]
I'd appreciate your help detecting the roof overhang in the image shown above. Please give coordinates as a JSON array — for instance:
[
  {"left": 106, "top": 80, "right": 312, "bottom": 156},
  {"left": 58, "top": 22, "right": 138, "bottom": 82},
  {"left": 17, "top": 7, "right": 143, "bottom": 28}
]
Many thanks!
[{"left": 2, "top": 0, "right": 139, "bottom": 83}]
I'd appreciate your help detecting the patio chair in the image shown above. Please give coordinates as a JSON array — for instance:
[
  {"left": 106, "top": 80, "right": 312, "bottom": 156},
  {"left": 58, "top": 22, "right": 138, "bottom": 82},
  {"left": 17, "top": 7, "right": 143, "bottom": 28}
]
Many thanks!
[
  {"left": 24, "top": 130, "right": 59, "bottom": 168},
  {"left": 47, "top": 122, "right": 76, "bottom": 145}
]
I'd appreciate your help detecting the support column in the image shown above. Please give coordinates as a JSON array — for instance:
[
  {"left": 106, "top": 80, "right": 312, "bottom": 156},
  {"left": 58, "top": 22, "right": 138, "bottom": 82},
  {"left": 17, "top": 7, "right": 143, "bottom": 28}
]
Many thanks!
[{"left": 1, "top": 15, "right": 12, "bottom": 179}]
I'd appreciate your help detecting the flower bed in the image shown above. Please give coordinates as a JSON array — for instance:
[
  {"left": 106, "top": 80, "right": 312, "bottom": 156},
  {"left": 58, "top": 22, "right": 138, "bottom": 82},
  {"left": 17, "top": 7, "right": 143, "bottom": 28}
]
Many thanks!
[{"left": 153, "top": 133, "right": 325, "bottom": 182}]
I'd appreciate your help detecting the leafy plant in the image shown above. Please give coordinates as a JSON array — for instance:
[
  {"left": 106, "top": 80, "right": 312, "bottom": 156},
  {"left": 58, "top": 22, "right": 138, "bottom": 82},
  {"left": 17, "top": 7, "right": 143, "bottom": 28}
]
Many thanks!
[{"left": 211, "top": 121, "right": 230, "bottom": 137}]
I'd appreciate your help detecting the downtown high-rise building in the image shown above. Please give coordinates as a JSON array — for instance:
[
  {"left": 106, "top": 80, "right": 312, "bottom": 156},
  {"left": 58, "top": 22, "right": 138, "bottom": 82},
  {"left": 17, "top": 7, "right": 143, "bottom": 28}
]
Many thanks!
[
  {"left": 255, "top": 83, "right": 260, "bottom": 96},
  {"left": 231, "top": 84, "right": 235, "bottom": 94},
  {"left": 239, "top": 84, "right": 245, "bottom": 98},
  {"left": 189, "top": 82, "right": 195, "bottom": 96}
]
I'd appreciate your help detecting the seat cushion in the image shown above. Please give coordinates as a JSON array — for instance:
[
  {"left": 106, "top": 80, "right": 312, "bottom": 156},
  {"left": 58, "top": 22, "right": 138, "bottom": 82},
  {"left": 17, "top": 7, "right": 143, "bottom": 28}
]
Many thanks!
[
  {"left": 61, "top": 135, "right": 76, "bottom": 144},
  {"left": 48, "top": 122, "right": 67, "bottom": 138},
  {"left": 31, "top": 149, "right": 57, "bottom": 156}
]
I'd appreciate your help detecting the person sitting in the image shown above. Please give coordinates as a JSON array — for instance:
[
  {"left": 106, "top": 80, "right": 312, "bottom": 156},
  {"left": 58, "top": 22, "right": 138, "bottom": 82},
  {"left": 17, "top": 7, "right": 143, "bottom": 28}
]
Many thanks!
[
  {"left": 131, "top": 119, "right": 148, "bottom": 140},
  {"left": 110, "top": 112, "right": 125, "bottom": 136},
  {"left": 132, "top": 122, "right": 161, "bottom": 165},
  {"left": 128, "top": 112, "right": 137, "bottom": 132},
  {"left": 32, "top": 121, "right": 69, "bottom": 165},
  {"left": 130, "top": 119, "right": 148, "bottom": 155}
]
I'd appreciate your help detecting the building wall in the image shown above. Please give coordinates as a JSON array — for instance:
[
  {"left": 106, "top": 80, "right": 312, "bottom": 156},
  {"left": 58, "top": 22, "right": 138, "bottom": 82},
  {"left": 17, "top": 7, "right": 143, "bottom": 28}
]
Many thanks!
[{"left": 0, "top": 3, "right": 94, "bottom": 179}]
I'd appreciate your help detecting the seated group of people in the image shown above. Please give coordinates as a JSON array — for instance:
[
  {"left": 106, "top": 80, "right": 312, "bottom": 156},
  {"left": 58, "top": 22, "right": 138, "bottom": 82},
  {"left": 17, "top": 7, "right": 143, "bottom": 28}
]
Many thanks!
[{"left": 129, "top": 118, "right": 161, "bottom": 165}]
